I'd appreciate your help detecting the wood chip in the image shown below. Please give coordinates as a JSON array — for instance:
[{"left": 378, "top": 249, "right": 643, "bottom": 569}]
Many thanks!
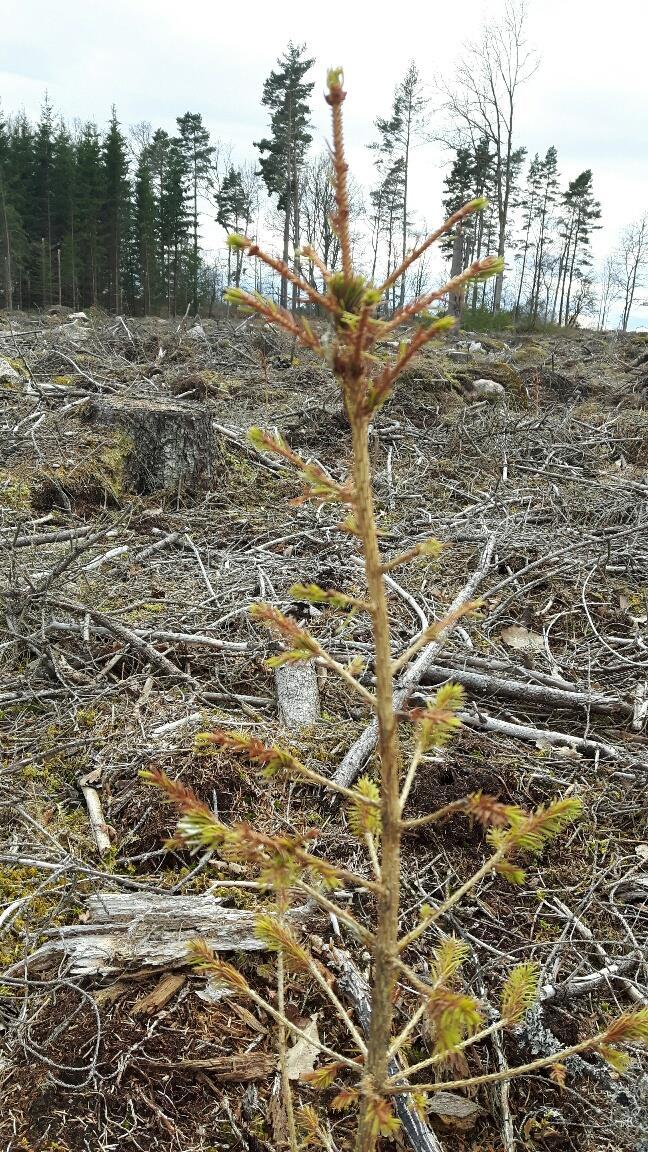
[
  {"left": 501, "top": 624, "right": 545, "bottom": 653},
  {"left": 427, "top": 1091, "right": 483, "bottom": 1128},
  {"left": 131, "top": 972, "right": 186, "bottom": 1015},
  {"left": 143, "top": 1052, "right": 276, "bottom": 1080}
]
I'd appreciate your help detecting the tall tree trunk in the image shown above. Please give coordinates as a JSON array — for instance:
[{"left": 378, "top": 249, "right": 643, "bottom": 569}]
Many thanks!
[
  {"left": 370, "top": 186, "right": 383, "bottom": 282},
  {"left": 192, "top": 152, "right": 199, "bottom": 314},
  {"left": 514, "top": 191, "right": 536, "bottom": 320},
  {"left": 448, "top": 221, "right": 464, "bottom": 319},
  {"left": 47, "top": 182, "right": 52, "bottom": 308},
  {"left": 71, "top": 212, "right": 77, "bottom": 311},
  {"left": 41, "top": 237, "right": 47, "bottom": 310},
  {"left": 398, "top": 120, "right": 411, "bottom": 309},
  {"left": 0, "top": 179, "right": 12, "bottom": 311},
  {"left": 280, "top": 94, "right": 293, "bottom": 311},
  {"left": 470, "top": 213, "right": 485, "bottom": 313},
  {"left": 530, "top": 234, "right": 544, "bottom": 322},
  {"left": 291, "top": 137, "right": 301, "bottom": 313},
  {"left": 564, "top": 217, "right": 580, "bottom": 325},
  {"left": 622, "top": 257, "right": 640, "bottom": 330},
  {"left": 556, "top": 229, "right": 572, "bottom": 325}
]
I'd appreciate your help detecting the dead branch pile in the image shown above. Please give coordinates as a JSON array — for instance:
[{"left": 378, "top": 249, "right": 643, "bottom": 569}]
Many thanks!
[{"left": 1, "top": 313, "right": 646, "bottom": 1152}]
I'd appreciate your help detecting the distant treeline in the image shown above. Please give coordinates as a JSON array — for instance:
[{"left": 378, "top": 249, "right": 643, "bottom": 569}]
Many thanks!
[{"left": 1, "top": 30, "right": 626, "bottom": 324}]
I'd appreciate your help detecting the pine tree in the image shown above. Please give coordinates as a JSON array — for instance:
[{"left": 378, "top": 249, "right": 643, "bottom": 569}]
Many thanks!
[
  {"left": 513, "top": 153, "right": 542, "bottom": 318},
  {"left": 217, "top": 166, "right": 254, "bottom": 287},
  {"left": 176, "top": 112, "right": 214, "bottom": 313},
  {"left": 368, "top": 99, "right": 409, "bottom": 311},
  {"left": 255, "top": 42, "right": 314, "bottom": 309},
  {"left": 373, "top": 62, "right": 427, "bottom": 307},
  {"left": 555, "top": 171, "right": 601, "bottom": 325},
  {"left": 529, "top": 146, "right": 560, "bottom": 323}
]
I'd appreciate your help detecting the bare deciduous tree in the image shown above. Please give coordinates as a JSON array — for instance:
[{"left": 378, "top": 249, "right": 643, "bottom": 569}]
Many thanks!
[
  {"left": 300, "top": 151, "right": 362, "bottom": 289},
  {"left": 440, "top": 0, "right": 537, "bottom": 311},
  {"left": 597, "top": 256, "right": 620, "bottom": 331},
  {"left": 613, "top": 215, "right": 648, "bottom": 331}
]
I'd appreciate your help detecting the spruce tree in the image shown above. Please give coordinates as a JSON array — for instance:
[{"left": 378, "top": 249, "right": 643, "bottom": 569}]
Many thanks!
[
  {"left": 75, "top": 123, "right": 104, "bottom": 307},
  {"left": 102, "top": 108, "right": 129, "bottom": 313},
  {"left": 30, "top": 95, "right": 55, "bottom": 308},
  {"left": 148, "top": 128, "right": 171, "bottom": 310},
  {"left": 4, "top": 113, "right": 34, "bottom": 307},
  {"left": 176, "top": 112, "right": 214, "bottom": 313},
  {"left": 51, "top": 121, "right": 77, "bottom": 306},
  {"left": 159, "top": 135, "right": 189, "bottom": 315},
  {"left": 133, "top": 145, "right": 157, "bottom": 314},
  {"left": 255, "top": 42, "right": 314, "bottom": 309}
]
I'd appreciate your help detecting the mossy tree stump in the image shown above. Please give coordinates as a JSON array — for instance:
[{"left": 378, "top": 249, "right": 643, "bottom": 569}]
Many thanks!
[{"left": 84, "top": 396, "right": 217, "bottom": 495}]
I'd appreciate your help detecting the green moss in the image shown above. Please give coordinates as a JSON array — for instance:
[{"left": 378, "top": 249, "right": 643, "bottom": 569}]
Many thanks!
[
  {"left": 32, "top": 429, "right": 134, "bottom": 510},
  {"left": 125, "top": 601, "right": 165, "bottom": 622},
  {"left": 8, "top": 356, "right": 30, "bottom": 379},
  {"left": 0, "top": 865, "right": 81, "bottom": 966},
  {"left": 510, "top": 341, "right": 544, "bottom": 364},
  {"left": 76, "top": 707, "right": 100, "bottom": 728},
  {"left": 0, "top": 468, "right": 32, "bottom": 510}
]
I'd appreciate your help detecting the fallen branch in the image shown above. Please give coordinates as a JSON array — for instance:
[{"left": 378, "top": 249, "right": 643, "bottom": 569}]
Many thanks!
[
  {"left": 141, "top": 1052, "right": 277, "bottom": 1080},
  {"left": 453, "top": 708, "right": 635, "bottom": 763},
  {"left": 327, "top": 945, "right": 446, "bottom": 1152},
  {"left": 332, "top": 536, "right": 496, "bottom": 788},
  {"left": 46, "top": 619, "right": 250, "bottom": 653},
  {"left": 5, "top": 525, "right": 95, "bottom": 549},
  {"left": 50, "top": 597, "right": 200, "bottom": 686},
  {"left": 20, "top": 892, "right": 314, "bottom": 977},
  {"left": 545, "top": 897, "right": 646, "bottom": 1005},
  {"left": 420, "top": 663, "right": 631, "bottom": 717}
]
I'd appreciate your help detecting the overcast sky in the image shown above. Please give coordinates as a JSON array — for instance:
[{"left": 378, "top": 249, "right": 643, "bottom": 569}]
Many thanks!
[{"left": 2, "top": 0, "right": 647, "bottom": 325}]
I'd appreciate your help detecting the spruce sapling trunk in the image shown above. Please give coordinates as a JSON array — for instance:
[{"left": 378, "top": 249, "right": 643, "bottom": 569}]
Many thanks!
[{"left": 348, "top": 412, "right": 401, "bottom": 1145}]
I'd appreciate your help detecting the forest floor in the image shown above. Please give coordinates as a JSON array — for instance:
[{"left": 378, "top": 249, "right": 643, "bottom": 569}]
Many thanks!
[{"left": 0, "top": 308, "right": 647, "bottom": 1152}]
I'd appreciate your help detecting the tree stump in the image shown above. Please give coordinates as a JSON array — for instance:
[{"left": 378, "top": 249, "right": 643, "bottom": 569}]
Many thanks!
[{"left": 84, "top": 395, "right": 217, "bottom": 494}]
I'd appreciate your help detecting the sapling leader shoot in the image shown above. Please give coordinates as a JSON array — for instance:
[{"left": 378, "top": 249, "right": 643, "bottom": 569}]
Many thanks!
[{"left": 146, "top": 68, "right": 648, "bottom": 1152}]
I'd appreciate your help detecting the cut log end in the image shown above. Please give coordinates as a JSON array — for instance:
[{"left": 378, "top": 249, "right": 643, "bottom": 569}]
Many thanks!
[{"left": 275, "top": 662, "right": 321, "bottom": 731}]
